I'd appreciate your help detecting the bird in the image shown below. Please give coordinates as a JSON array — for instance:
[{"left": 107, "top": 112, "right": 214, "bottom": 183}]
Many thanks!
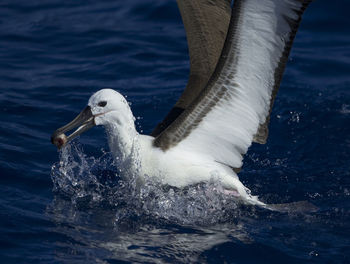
[{"left": 51, "top": 0, "right": 313, "bottom": 207}]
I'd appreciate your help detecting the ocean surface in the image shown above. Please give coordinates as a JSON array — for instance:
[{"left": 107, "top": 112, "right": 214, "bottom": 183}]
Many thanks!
[{"left": 0, "top": 0, "right": 349, "bottom": 263}]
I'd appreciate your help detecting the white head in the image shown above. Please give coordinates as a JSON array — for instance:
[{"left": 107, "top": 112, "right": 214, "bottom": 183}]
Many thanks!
[
  {"left": 51, "top": 89, "right": 135, "bottom": 148},
  {"left": 88, "top": 89, "right": 133, "bottom": 126}
]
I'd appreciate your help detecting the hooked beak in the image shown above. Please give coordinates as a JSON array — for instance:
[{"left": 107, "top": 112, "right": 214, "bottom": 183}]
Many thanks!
[{"left": 51, "top": 106, "right": 95, "bottom": 149}]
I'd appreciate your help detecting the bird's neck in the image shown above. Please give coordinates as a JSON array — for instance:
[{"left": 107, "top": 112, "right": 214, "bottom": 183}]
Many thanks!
[{"left": 104, "top": 112, "right": 139, "bottom": 167}]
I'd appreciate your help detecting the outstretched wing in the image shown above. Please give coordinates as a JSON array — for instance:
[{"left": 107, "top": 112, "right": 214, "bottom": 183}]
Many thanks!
[
  {"left": 154, "top": 0, "right": 312, "bottom": 169},
  {"left": 151, "top": 0, "right": 232, "bottom": 137}
]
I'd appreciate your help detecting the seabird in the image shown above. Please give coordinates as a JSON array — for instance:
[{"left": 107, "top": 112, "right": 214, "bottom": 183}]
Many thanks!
[{"left": 51, "top": 0, "right": 313, "bottom": 206}]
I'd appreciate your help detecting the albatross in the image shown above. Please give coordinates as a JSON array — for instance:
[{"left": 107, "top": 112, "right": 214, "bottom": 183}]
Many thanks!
[{"left": 51, "top": 0, "right": 313, "bottom": 206}]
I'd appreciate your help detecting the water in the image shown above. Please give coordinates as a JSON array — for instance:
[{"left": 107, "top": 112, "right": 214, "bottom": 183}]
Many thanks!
[{"left": 0, "top": 0, "right": 349, "bottom": 263}]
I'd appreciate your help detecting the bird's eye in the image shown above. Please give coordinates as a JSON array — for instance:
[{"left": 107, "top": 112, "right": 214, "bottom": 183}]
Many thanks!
[{"left": 98, "top": 101, "right": 107, "bottom": 107}]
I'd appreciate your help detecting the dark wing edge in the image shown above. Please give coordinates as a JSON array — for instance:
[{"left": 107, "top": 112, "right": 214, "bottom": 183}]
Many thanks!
[
  {"left": 253, "top": 0, "right": 312, "bottom": 144},
  {"left": 151, "top": 0, "right": 232, "bottom": 137}
]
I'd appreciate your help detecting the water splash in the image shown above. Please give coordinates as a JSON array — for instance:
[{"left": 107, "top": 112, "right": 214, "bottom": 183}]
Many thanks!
[
  {"left": 50, "top": 142, "right": 244, "bottom": 226},
  {"left": 340, "top": 104, "right": 350, "bottom": 114}
]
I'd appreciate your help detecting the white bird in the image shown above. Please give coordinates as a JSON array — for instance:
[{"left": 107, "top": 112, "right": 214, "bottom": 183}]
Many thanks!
[{"left": 52, "top": 0, "right": 313, "bottom": 207}]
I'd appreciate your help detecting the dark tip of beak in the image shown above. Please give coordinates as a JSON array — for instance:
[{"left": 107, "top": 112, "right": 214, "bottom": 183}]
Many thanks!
[{"left": 51, "top": 133, "right": 68, "bottom": 148}]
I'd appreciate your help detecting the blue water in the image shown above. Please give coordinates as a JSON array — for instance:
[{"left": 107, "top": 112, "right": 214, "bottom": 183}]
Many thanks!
[{"left": 0, "top": 0, "right": 349, "bottom": 263}]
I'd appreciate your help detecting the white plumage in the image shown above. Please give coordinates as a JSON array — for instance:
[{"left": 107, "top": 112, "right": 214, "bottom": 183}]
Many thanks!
[{"left": 89, "top": 89, "right": 263, "bottom": 205}]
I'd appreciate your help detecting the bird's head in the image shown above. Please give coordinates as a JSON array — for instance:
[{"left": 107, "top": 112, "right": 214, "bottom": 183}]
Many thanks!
[{"left": 51, "top": 89, "right": 131, "bottom": 149}]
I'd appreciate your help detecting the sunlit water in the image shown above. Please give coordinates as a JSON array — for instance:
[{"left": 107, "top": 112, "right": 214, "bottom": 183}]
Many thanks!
[{"left": 0, "top": 0, "right": 349, "bottom": 263}]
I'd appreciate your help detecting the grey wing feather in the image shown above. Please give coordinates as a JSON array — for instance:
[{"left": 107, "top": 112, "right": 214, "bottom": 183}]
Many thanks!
[{"left": 151, "top": 0, "right": 231, "bottom": 137}]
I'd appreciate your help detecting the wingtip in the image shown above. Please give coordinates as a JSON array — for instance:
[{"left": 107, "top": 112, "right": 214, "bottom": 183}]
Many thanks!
[{"left": 264, "top": 200, "right": 319, "bottom": 214}]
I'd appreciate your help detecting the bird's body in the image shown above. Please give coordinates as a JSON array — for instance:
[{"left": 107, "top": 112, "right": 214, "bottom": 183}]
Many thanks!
[
  {"left": 139, "top": 136, "right": 256, "bottom": 201},
  {"left": 51, "top": 0, "right": 313, "bottom": 208},
  {"left": 91, "top": 89, "right": 261, "bottom": 205}
]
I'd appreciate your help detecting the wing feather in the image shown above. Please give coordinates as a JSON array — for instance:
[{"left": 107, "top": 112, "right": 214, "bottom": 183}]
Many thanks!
[
  {"left": 151, "top": 0, "right": 231, "bottom": 137},
  {"left": 154, "top": 0, "right": 312, "bottom": 169}
]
